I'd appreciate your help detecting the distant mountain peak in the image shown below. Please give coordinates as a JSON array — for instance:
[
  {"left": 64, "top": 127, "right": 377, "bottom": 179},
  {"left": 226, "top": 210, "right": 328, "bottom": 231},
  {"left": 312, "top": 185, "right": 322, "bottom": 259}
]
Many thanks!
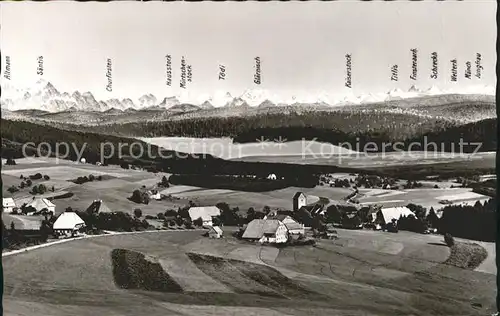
[
  {"left": 158, "top": 96, "right": 180, "bottom": 109},
  {"left": 408, "top": 84, "right": 422, "bottom": 93},
  {"left": 257, "top": 99, "right": 276, "bottom": 108},
  {"left": 200, "top": 100, "right": 214, "bottom": 109},
  {"left": 226, "top": 97, "right": 250, "bottom": 108}
]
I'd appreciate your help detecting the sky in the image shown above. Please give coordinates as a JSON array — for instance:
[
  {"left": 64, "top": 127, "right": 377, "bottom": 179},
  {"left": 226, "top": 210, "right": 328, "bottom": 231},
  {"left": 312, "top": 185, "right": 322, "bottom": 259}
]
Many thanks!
[{"left": 0, "top": 1, "right": 496, "bottom": 102}]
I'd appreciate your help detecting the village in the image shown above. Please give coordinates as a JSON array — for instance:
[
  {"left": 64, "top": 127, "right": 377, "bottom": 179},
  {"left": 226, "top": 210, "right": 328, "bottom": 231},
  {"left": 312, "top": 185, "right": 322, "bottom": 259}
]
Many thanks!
[{"left": 1, "top": 156, "right": 496, "bottom": 251}]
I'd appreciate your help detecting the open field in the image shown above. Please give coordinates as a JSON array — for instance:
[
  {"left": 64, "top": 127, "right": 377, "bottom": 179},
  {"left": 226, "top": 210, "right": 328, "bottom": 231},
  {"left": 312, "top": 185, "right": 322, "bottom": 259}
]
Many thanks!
[
  {"left": 139, "top": 137, "right": 358, "bottom": 160},
  {"left": 137, "top": 137, "right": 496, "bottom": 170},
  {"left": 357, "top": 187, "right": 491, "bottom": 210},
  {"left": 159, "top": 185, "right": 351, "bottom": 211},
  {"left": 2, "top": 229, "right": 496, "bottom": 316},
  {"left": 2, "top": 158, "right": 353, "bottom": 219},
  {"left": 232, "top": 150, "right": 496, "bottom": 169}
]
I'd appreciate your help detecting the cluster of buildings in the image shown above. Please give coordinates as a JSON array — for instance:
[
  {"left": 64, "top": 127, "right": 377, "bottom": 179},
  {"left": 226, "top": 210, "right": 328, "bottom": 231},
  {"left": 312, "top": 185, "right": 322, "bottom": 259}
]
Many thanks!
[
  {"left": 2, "top": 197, "right": 88, "bottom": 238},
  {"left": 2, "top": 187, "right": 422, "bottom": 245}
]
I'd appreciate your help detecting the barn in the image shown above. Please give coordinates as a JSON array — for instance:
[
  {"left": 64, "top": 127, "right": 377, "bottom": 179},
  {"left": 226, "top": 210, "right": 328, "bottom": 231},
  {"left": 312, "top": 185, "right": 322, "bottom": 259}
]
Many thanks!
[
  {"left": 242, "top": 219, "right": 289, "bottom": 244},
  {"left": 85, "top": 200, "right": 113, "bottom": 213},
  {"left": 376, "top": 206, "right": 414, "bottom": 225},
  {"left": 265, "top": 214, "right": 305, "bottom": 235},
  {"left": 27, "top": 197, "right": 55, "bottom": 215},
  {"left": 53, "top": 211, "right": 86, "bottom": 238},
  {"left": 188, "top": 206, "right": 221, "bottom": 226}
]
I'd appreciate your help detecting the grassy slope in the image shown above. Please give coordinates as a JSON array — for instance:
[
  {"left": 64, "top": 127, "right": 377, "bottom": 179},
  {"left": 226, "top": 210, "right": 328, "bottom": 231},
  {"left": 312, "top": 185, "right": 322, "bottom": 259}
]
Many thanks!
[{"left": 2, "top": 230, "right": 496, "bottom": 316}]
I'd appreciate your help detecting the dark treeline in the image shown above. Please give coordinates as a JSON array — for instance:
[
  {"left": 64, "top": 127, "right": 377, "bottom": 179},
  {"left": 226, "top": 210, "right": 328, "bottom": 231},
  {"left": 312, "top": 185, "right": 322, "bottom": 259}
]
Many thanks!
[
  {"left": 89, "top": 110, "right": 455, "bottom": 140},
  {"left": 438, "top": 199, "right": 497, "bottom": 242},
  {"left": 85, "top": 112, "right": 495, "bottom": 153},
  {"left": 168, "top": 174, "right": 318, "bottom": 191},
  {"left": 1, "top": 118, "right": 494, "bottom": 181},
  {"left": 234, "top": 119, "right": 496, "bottom": 153},
  {"left": 0, "top": 119, "right": 163, "bottom": 165}
]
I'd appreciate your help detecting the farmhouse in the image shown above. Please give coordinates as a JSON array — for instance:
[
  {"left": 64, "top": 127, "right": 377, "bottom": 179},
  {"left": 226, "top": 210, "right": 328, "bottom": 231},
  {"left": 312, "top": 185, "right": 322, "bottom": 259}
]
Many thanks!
[
  {"left": 188, "top": 206, "right": 221, "bottom": 226},
  {"left": 265, "top": 214, "right": 305, "bottom": 235},
  {"left": 208, "top": 226, "right": 223, "bottom": 239},
  {"left": 27, "top": 197, "right": 56, "bottom": 215},
  {"left": 375, "top": 206, "right": 414, "bottom": 225},
  {"left": 267, "top": 173, "right": 277, "bottom": 180},
  {"left": 2, "top": 198, "right": 16, "bottom": 213},
  {"left": 148, "top": 190, "right": 162, "bottom": 201},
  {"left": 53, "top": 211, "right": 86, "bottom": 237},
  {"left": 85, "top": 200, "right": 113, "bottom": 213},
  {"left": 242, "top": 219, "right": 288, "bottom": 244}
]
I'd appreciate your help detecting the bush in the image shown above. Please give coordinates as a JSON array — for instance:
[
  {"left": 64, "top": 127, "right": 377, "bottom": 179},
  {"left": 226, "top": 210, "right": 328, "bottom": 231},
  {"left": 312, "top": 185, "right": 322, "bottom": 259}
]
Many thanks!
[
  {"left": 43, "top": 175, "right": 50, "bottom": 180},
  {"left": 29, "top": 173, "right": 43, "bottom": 180},
  {"left": 130, "top": 190, "right": 150, "bottom": 204},
  {"left": 193, "top": 217, "right": 203, "bottom": 227},
  {"left": 7, "top": 185, "right": 19, "bottom": 193},
  {"left": 444, "top": 233, "right": 455, "bottom": 247},
  {"left": 134, "top": 209, "right": 143, "bottom": 218}
]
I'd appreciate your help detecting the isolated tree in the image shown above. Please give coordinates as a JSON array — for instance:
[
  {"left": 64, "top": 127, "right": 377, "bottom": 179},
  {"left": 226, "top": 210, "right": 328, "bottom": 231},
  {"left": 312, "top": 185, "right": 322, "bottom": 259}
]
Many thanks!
[
  {"left": 26, "top": 179, "right": 32, "bottom": 187},
  {"left": 262, "top": 205, "right": 271, "bottom": 215},
  {"left": 5, "top": 158, "right": 16, "bottom": 165},
  {"left": 193, "top": 217, "right": 203, "bottom": 227},
  {"left": 38, "top": 184, "right": 47, "bottom": 194},
  {"left": 246, "top": 207, "right": 256, "bottom": 222},
  {"left": 444, "top": 233, "right": 455, "bottom": 247},
  {"left": 7, "top": 185, "right": 18, "bottom": 193},
  {"left": 43, "top": 175, "right": 50, "bottom": 180},
  {"left": 165, "top": 209, "right": 177, "bottom": 218},
  {"left": 159, "top": 176, "right": 169, "bottom": 187},
  {"left": 134, "top": 208, "right": 143, "bottom": 218},
  {"left": 31, "top": 186, "right": 39, "bottom": 195}
]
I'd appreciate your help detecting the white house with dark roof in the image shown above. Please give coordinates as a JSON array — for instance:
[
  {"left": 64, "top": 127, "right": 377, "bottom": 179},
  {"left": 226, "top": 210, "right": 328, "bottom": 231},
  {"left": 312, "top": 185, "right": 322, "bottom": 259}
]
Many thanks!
[
  {"left": 242, "top": 219, "right": 288, "bottom": 244},
  {"left": 376, "top": 206, "right": 414, "bottom": 225},
  {"left": 27, "top": 197, "right": 55, "bottom": 215},
  {"left": 53, "top": 211, "right": 86, "bottom": 237},
  {"left": 264, "top": 214, "right": 305, "bottom": 235}
]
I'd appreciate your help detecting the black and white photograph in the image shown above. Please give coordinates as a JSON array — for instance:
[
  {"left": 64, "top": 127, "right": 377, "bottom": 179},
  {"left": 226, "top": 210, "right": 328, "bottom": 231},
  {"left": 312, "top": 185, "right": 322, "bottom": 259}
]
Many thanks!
[{"left": 0, "top": 1, "right": 497, "bottom": 315}]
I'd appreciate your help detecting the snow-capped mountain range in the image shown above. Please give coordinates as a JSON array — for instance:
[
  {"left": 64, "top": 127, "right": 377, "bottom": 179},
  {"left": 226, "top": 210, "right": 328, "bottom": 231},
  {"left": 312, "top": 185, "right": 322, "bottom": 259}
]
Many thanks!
[{"left": 0, "top": 79, "right": 495, "bottom": 113}]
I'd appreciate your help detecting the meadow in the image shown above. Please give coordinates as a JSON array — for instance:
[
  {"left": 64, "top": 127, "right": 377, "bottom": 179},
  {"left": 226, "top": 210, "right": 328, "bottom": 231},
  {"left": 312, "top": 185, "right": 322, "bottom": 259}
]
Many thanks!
[{"left": 2, "top": 229, "right": 496, "bottom": 316}]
